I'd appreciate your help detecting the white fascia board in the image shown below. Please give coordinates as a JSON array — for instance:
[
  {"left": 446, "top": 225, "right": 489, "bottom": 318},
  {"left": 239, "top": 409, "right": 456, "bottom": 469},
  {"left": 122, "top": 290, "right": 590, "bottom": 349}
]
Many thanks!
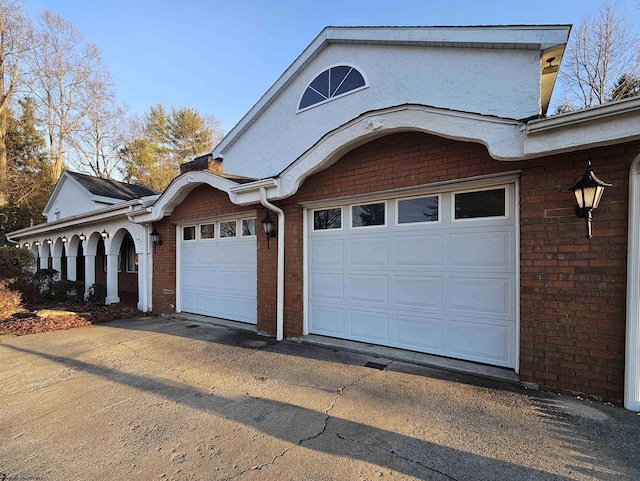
[
  {"left": 213, "top": 25, "right": 570, "bottom": 158},
  {"left": 524, "top": 98, "right": 640, "bottom": 157},
  {"left": 7, "top": 199, "right": 143, "bottom": 240},
  {"left": 230, "top": 179, "right": 279, "bottom": 206},
  {"left": 129, "top": 170, "right": 240, "bottom": 224}
]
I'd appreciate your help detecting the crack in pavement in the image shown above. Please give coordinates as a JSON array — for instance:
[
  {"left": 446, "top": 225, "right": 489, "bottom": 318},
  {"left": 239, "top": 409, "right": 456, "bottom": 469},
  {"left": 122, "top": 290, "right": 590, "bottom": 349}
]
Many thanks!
[
  {"left": 227, "top": 364, "right": 389, "bottom": 480},
  {"left": 334, "top": 432, "right": 461, "bottom": 481}
]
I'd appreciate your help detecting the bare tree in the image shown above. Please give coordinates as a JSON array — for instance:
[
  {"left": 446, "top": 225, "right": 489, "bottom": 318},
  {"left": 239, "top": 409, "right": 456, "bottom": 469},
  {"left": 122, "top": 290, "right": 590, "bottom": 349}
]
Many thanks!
[
  {"left": 560, "top": 3, "right": 640, "bottom": 109},
  {"left": 27, "top": 10, "right": 111, "bottom": 183},
  {"left": 0, "top": 0, "right": 32, "bottom": 205}
]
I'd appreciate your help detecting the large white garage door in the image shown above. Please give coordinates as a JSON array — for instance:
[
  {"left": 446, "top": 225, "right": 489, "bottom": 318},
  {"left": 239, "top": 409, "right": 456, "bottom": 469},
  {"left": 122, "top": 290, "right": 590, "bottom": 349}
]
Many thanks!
[
  {"left": 308, "top": 182, "right": 517, "bottom": 368},
  {"left": 179, "top": 216, "right": 257, "bottom": 324}
]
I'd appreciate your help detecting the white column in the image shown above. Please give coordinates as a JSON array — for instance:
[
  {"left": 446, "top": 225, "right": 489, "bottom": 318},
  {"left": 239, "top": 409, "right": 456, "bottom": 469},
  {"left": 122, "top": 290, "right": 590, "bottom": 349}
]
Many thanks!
[
  {"left": 105, "top": 253, "right": 120, "bottom": 305},
  {"left": 84, "top": 255, "right": 96, "bottom": 300},
  {"left": 137, "top": 250, "right": 147, "bottom": 311},
  {"left": 67, "top": 256, "right": 77, "bottom": 281},
  {"left": 51, "top": 256, "right": 62, "bottom": 280},
  {"left": 626, "top": 157, "right": 640, "bottom": 411},
  {"left": 39, "top": 256, "right": 48, "bottom": 270}
]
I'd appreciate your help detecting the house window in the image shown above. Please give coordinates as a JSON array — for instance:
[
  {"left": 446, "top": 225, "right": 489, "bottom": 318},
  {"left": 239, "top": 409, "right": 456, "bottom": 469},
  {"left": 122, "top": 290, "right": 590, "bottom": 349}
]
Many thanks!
[
  {"left": 397, "top": 196, "right": 439, "bottom": 224},
  {"left": 125, "top": 237, "right": 138, "bottom": 273},
  {"left": 183, "top": 226, "right": 196, "bottom": 241},
  {"left": 242, "top": 219, "right": 256, "bottom": 236},
  {"left": 200, "top": 223, "right": 215, "bottom": 239},
  {"left": 299, "top": 65, "right": 366, "bottom": 110},
  {"left": 220, "top": 221, "right": 237, "bottom": 238},
  {"left": 313, "top": 208, "right": 342, "bottom": 230},
  {"left": 352, "top": 202, "right": 385, "bottom": 227},
  {"left": 454, "top": 188, "right": 506, "bottom": 219}
]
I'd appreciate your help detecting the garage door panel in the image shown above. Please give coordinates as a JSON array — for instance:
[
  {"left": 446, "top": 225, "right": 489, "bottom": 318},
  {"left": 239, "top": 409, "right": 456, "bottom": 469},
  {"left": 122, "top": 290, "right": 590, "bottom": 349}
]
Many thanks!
[
  {"left": 349, "top": 274, "right": 388, "bottom": 303},
  {"left": 308, "top": 184, "right": 517, "bottom": 368},
  {"left": 311, "top": 273, "right": 344, "bottom": 300},
  {"left": 395, "top": 276, "right": 442, "bottom": 309},
  {"left": 311, "top": 239, "right": 344, "bottom": 266},
  {"left": 396, "top": 316, "right": 443, "bottom": 351},
  {"left": 395, "top": 235, "right": 443, "bottom": 266},
  {"left": 450, "top": 277, "right": 511, "bottom": 316},
  {"left": 350, "top": 310, "right": 389, "bottom": 341},
  {"left": 450, "top": 231, "right": 511, "bottom": 268},
  {"left": 310, "top": 306, "right": 345, "bottom": 335},
  {"left": 217, "top": 296, "right": 256, "bottom": 322},
  {"left": 349, "top": 238, "right": 388, "bottom": 266},
  {"left": 448, "top": 320, "right": 511, "bottom": 366},
  {"left": 181, "top": 245, "right": 200, "bottom": 265}
]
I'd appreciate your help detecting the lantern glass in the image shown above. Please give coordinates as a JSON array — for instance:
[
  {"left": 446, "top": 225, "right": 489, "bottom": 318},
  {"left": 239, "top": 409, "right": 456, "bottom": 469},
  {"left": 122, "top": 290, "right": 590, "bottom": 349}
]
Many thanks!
[{"left": 261, "top": 214, "right": 274, "bottom": 236}]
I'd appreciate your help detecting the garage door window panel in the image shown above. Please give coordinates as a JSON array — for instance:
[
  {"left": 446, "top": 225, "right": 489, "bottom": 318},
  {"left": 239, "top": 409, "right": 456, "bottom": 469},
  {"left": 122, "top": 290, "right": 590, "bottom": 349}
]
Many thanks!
[
  {"left": 313, "top": 207, "right": 342, "bottom": 231},
  {"left": 397, "top": 195, "right": 440, "bottom": 225},
  {"left": 242, "top": 218, "right": 256, "bottom": 236},
  {"left": 220, "top": 221, "right": 237, "bottom": 238},
  {"left": 183, "top": 226, "right": 196, "bottom": 241},
  {"left": 351, "top": 202, "right": 386, "bottom": 228},
  {"left": 200, "top": 223, "right": 215, "bottom": 239},
  {"left": 454, "top": 187, "right": 506, "bottom": 220}
]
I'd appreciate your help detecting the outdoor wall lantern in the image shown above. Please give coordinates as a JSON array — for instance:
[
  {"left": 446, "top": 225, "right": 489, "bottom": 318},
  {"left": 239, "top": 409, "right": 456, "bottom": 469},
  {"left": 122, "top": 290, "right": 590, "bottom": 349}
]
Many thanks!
[
  {"left": 14, "top": 243, "right": 20, "bottom": 248},
  {"left": 100, "top": 229, "right": 109, "bottom": 240},
  {"left": 61, "top": 236, "right": 68, "bottom": 243},
  {"left": 23, "top": 242, "right": 30, "bottom": 248},
  {"left": 78, "top": 233, "right": 86, "bottom": 241},
  {"left": 150, "top": 227, "right": 162, "bottom": 253},
  {"left": 569, "top": 161, "right": 612, "bottom": 239},
  {"left": 260, "top": 212, "right": 277, "bottom": 249},
  {"left": 34, "top": 240, "right": 40, "bottom": 247},
  {"left": 46, "top": 238, "right": 53, "bottom": 245}
]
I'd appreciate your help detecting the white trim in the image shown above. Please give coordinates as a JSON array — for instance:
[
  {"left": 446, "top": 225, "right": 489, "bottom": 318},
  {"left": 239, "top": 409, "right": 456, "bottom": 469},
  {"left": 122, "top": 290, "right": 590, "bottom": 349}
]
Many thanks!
[
  {"left": 625, "top": 155, "right": 640, "bottom": 411},
  {"left": 175, "top": 226, "right": 181, "bottom": 313},
  {"left": 514, "top": 180, "right": 521, "bottom": 375},
  {"left": 303, "top": 206, "right": 310, "bottom": 336}
]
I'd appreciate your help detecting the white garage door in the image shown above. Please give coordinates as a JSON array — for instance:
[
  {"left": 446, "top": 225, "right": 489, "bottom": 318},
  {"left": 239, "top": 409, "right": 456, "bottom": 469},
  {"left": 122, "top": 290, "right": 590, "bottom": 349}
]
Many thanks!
[
  {"left": 308, "top": 182, "right": 517, "bottom": 368},
  {"left": 179, "top": 216, "right": 257, "bottom": 324}
]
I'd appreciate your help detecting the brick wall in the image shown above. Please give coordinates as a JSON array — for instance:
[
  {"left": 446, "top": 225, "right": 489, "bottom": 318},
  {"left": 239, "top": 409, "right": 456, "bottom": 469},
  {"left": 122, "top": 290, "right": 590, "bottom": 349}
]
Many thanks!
[
  {"left": 263, "top": 131, "right": 639, "bottom": 403},
  {"left": 152, "top": 184, "right": 259, "bottom": 315}
]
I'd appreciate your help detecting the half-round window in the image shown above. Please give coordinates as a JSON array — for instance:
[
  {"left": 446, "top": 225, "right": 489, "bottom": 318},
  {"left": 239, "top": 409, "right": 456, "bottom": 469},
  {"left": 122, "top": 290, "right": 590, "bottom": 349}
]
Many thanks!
[{"left": 298, "top": 65, "right": 366, "bottom": 110}]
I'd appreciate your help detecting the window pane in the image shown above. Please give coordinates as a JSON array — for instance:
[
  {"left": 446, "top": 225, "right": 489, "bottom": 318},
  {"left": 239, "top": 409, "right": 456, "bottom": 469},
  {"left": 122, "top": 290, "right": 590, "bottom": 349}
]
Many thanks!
[
  {"left": 183, "top": 226, "right": 196, "bottom": 240},
  {"left": 314, "top": 208, "right": 342, "bottom": 230},
  {"left": 334, "top": 68, "right": 365, "bottom": 96},
  {"left": 309, "top": 69, "right": 330, "bottom": 97},
  {"left": 299, "top": 88, "right": 326, "bottom": 109},
  {"left": 352, "top": 203, "right": 385, "bottom": 227},
  {"left": 220, "top": 221, "right": 237, "bottom": 237},
  {"left": 330, "top": 66, "right": 352, "bottom": 96},
  {"left": 242, "top": 219, "right": 256, "bottom": 236},
  {"left": 455, "top": 188, "right": 506, "bottom": 219},
  {"left": 398, "top": 196, "right": 439, "bottom": 224},
  {"left": 200, "top": 224, "right": 215, "bottom": 239}
]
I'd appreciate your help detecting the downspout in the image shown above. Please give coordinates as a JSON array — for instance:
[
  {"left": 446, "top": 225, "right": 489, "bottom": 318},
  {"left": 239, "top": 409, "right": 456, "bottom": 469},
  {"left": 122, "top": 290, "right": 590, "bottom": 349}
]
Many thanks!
[{"left": 259, "top": 187, "right": 284, "bottom": 341}]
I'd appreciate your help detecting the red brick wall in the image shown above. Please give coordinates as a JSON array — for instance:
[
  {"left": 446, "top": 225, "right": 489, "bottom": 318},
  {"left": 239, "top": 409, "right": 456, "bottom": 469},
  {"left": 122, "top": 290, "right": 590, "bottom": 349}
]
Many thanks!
[
  {"left": 262, "top": 131, "right": 639, "bottom": 402},
  {"left": 152, "top": 184, "right": 259, "bottom": 314}
]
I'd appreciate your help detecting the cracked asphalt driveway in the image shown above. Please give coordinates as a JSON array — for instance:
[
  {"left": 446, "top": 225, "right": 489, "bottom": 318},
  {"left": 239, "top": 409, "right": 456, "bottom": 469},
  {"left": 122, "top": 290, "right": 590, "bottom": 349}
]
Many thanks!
[{"left": 1, "top": 317, "right": 639, "bottom": 481}]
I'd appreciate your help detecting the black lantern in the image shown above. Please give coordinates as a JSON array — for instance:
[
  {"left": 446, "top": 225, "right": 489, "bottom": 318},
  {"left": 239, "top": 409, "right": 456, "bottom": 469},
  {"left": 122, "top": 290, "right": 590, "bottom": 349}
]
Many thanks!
[
  {"left": 569, "top": 161, "right": 612, "bottom": 239},
  {"left": 260, "top": 212, "right": 277, "bottom": 249},
  {"left": 150, "top": 227, "right": 163, "bottom": 252},
  {"left": 61, "top": 236, "right": 68, "bottom": 243},
  {"left": 100, "top": 229, "right": 109, "bottom": 239},
  {"left": 46, "top": 238, "right": 53, "bottom": 245},
  {"left": 78, "top": 233, "right": 86, "bottom": 241}
]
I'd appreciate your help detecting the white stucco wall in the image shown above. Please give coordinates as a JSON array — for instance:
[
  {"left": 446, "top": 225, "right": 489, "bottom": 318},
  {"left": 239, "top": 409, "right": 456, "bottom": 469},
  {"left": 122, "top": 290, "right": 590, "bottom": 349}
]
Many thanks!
[
  {"left": 220, "top": 44, "right": 541, "bottom": 178},
  {"left": 45, "top": 178, "right": 100, "bottom": 222}
]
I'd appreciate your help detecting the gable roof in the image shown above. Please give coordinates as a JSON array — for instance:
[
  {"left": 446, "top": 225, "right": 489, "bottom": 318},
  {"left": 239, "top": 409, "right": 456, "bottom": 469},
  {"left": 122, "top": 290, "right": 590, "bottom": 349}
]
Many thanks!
[
  {"left": 67, "top": 171, "right": 157, "bottom": 200},
  {"left": 213, "top": 25, "right": 571, "bottom": 158}
]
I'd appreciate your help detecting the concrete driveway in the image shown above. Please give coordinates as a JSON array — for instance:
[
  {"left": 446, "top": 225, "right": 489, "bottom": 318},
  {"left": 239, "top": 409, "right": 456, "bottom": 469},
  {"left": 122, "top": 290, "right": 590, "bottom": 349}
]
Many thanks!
[{"left": 1, "top": 316, "right": 639, "bottom": 481}]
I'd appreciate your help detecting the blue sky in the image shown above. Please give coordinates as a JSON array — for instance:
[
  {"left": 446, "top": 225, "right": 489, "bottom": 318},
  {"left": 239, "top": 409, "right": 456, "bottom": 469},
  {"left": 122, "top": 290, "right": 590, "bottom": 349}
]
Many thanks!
[{"left": 22, "top": 0, "right": 640, "bottom": 133}]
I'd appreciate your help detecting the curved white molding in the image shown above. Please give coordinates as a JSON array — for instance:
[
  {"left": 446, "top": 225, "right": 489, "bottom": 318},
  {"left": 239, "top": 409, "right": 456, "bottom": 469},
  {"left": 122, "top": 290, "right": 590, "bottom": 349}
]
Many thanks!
[
  {"left": 626, "top": 154, "right": 640, "bottom": 411},
  {"left": 132, "top": 170, "right": 239, "bottom": 223},
  {"left": 271, "top": 105, "right": 524, "bottom": 201}
]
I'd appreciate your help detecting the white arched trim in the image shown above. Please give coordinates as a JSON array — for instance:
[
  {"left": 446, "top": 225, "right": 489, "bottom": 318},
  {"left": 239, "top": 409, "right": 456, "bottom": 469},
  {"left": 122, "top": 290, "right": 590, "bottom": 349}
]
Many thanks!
[
  {"left": 133, "top": 170, "right": 241, "bottom": 223},
  {"left": 626, "top": 154, "right": 640, "bottom": 411}
]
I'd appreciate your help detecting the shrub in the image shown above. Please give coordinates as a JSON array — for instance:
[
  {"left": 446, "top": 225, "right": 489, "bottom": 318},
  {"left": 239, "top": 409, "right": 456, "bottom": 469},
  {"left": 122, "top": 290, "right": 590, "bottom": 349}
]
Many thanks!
[
  {"left": 0, "top": 247, "right": 36, "bottom": 281},
  {"left": 87, "top": 283, "right": 107, "bottom": 305},
  {"left": 51, "top": 280, "right": 84, "bottom": 302},
  {"left": 31, "top": 269, "right": 59, "bottom": 299},
  {"left": 0, "top": 281, "right": 23, "bottom": 320}
]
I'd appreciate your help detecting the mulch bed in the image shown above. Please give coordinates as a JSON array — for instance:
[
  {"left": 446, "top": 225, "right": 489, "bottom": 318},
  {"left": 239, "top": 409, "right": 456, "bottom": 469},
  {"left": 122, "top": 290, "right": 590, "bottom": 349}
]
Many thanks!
[{"left": 0, "top": 303, "right": 147, "bottom": 336}]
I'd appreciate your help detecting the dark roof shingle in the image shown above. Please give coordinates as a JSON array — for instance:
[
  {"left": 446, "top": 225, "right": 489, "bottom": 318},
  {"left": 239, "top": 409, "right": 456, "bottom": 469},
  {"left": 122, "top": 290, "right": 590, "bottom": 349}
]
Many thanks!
[{"left": 68, "top": 171, "right": 157, "bottom": 200}]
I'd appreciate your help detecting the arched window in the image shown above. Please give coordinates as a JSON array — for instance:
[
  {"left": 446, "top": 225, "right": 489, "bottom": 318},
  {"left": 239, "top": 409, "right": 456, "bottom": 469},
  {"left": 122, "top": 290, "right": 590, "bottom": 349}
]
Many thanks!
[{"left": 298, "top": 65, "right": 366, "bottom": 111}]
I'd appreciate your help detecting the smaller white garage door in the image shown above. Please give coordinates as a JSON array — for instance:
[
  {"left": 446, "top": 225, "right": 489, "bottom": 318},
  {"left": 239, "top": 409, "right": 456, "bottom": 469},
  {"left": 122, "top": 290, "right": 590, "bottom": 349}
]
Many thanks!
[
  {"left": 307, "top": 182, "right": 517, "bottom": 368},
  {"left": 179, "top": 216, "right": 257, "bottom": 324}
]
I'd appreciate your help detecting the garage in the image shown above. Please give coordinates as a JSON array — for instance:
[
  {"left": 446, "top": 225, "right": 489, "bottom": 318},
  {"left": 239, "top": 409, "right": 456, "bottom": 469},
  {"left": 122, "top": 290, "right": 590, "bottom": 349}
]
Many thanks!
[
  {"left": 178, "top": 215, "right": 257, "bottom": 324},
  {"left": 307, "top": 180, "right": 518, "bottom": 368}
]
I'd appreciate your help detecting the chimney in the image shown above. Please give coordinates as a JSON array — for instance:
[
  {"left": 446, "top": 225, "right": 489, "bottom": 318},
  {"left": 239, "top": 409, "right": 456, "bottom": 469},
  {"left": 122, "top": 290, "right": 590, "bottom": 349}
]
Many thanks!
[{"left": 180, "top": 154, "right": 223, "bottom": 175}]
